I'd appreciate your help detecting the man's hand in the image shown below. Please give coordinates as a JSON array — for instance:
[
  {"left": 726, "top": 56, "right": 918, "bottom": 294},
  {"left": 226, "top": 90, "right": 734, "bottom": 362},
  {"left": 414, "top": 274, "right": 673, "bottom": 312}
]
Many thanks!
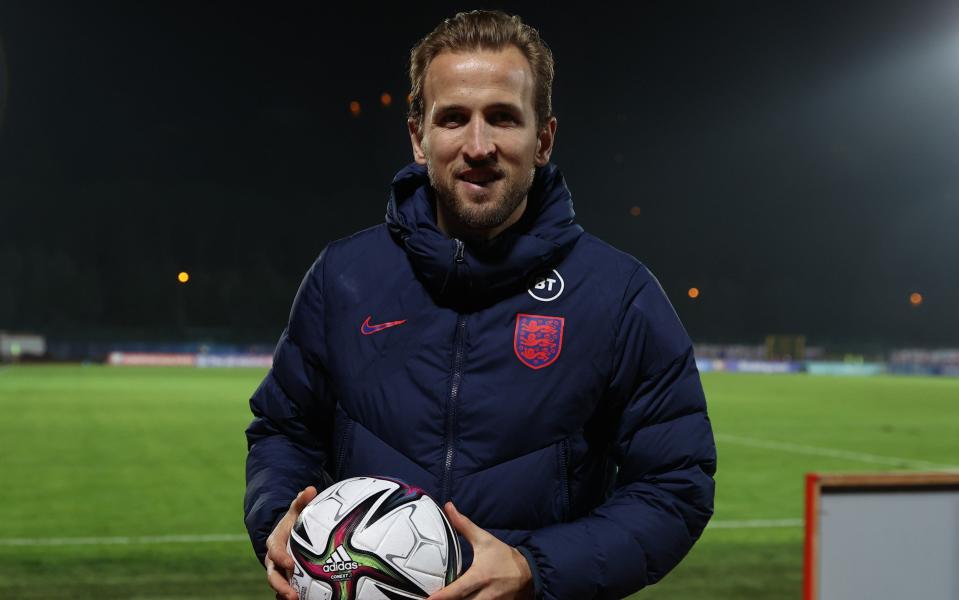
[
  {"left": 428, "top": 502, "right": 533, "bottom": 600},
  {"left": 265, "top": 486, "right": 318, "bottom": 600}
]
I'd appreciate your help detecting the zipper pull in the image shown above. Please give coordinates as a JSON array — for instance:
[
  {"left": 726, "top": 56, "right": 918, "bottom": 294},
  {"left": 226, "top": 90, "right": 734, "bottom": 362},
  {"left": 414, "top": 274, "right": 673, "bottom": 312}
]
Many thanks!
[{"left": 453, "top": 238, "right": 465, "bottom": 263}]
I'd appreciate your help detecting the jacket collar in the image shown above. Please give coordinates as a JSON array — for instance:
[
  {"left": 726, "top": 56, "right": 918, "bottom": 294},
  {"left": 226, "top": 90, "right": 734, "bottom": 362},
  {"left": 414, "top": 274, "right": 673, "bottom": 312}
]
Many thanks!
[{"left": 386, "top": 162, "right": 584, "bottom": 309}]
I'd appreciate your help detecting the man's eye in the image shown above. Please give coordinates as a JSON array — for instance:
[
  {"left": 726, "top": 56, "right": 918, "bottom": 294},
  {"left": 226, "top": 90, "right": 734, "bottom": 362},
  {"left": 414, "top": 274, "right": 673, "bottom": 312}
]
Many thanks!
[
  {"left": 442, "top": 114, "right": 466, "bottom": 127},
  {"left": 492, "top": 112, "right": 517, "bottom": 125}
]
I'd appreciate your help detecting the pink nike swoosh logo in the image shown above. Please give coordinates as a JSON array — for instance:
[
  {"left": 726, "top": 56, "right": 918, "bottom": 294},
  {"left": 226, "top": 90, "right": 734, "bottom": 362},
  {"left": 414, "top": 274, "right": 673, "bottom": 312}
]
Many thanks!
[{"left": 361, "top": 316, "right": 407, "bottom": 335}]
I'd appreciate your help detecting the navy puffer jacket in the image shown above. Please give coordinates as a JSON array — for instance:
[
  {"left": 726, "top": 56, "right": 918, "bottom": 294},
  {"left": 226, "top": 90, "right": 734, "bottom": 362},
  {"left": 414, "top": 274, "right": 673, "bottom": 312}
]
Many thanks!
[{"left": 244, "top": 162, "right": 716, "bottom": 599}]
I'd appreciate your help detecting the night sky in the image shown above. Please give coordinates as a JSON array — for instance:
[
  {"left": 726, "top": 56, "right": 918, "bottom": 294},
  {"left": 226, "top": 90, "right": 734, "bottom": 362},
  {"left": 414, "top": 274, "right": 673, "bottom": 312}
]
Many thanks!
[{"left": 1, "top": 1, "right": 957, "bottom": 348}]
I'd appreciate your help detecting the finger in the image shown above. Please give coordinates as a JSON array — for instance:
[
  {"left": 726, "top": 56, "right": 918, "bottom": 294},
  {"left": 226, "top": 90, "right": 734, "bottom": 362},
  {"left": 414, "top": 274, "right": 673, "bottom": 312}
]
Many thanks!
[
  {"left": 267, "top": 536, "right": 296, "bottom": 573},
  {"left": 290, "top": 486, "right": 318, "bottom": 514},
  {"left": 427, "top": 568, "right": 481, "bottom": 600},
  {"left": 443, "top": 502, "right": 488, "bottom": 546},
  {"left": 266, "top": 558, "right": 297, "bottom": 600},
  {"left": 266, "top": 555, "right": 290, "bottom": 580},
  {"left": 269, "top": 487, "right": 318, "bottom": 573}
]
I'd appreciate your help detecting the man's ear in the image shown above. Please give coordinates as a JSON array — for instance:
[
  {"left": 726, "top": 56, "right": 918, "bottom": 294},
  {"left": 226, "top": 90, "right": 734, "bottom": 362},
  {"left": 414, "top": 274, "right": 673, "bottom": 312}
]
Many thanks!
[
  {"left": 408, "top": 118, "right": 428, "bottom": 165},
  {"left": 534, "top": 117, "right": 558, "bottom": 166}
]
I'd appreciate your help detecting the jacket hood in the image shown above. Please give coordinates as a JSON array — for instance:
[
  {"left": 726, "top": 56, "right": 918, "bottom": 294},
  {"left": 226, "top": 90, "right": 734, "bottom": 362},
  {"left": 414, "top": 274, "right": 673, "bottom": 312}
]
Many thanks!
[{"left": 385, "top": 162, "right": 584, "bottom": 309}]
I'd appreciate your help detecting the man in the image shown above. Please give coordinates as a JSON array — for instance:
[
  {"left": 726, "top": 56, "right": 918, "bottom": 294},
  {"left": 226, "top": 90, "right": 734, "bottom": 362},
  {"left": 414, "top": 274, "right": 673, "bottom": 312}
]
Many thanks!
[{"left": 245, "top": 10, "right": 716, "bottom": 600}]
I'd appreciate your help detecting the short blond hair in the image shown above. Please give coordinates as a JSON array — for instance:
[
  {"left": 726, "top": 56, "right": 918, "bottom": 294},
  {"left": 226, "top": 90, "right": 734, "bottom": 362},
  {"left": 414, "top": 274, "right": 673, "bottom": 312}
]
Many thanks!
[{"left": 408, "top": 10, "right": 555, "bottom": 130}]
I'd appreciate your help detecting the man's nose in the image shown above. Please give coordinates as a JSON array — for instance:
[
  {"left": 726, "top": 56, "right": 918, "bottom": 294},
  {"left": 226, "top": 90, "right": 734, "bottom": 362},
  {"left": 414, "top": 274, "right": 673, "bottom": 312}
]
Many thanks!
[{"left": 463, "top": 118, "right": 495, "bottom": 162}]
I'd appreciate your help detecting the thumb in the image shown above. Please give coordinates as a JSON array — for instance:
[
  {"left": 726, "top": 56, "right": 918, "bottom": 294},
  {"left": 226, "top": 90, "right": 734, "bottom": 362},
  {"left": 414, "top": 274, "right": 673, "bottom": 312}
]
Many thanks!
[
  {"left": 290, "top": 486, "right": 318, "bottom": 515},
  {"left": 443, "top": 502, "right": 487, "bottom": 546},
  {"left": 272, "top": 487, "right": 318, "bottom": 573}
]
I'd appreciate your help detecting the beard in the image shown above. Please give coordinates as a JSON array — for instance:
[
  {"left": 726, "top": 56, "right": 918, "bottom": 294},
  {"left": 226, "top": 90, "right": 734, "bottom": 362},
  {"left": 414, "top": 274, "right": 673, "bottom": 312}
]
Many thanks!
[{"left": 428, "top": 162, "right": 535, "bottom": 234}]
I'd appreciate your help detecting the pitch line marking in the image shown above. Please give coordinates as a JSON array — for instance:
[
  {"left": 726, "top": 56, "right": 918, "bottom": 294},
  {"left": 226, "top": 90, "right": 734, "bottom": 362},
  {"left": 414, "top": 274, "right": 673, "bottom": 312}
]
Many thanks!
[
  {"left": 708, "top": 519, "right": 802, "bottom": 529},
  {"left": 716, "top": 433, "right": 959, "bottom": 471},
  {"left": 0, "top": 520, "right": 805, "bottom": 547},
  {"left": 0, "top": 533, "right": 247, "bottom": 547}
]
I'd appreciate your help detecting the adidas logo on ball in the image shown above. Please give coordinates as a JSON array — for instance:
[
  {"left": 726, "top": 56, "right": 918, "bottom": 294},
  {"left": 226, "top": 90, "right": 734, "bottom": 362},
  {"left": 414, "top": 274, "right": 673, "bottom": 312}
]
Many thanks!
[{"left": 321, "top": 545, "right": 359, "bottom": 573}]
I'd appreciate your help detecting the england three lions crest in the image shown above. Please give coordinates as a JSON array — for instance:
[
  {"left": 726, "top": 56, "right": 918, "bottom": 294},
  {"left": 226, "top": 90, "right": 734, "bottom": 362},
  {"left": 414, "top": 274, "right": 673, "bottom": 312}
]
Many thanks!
[{"left": 514, "top": 314, "right": 565, "bottom": 370}]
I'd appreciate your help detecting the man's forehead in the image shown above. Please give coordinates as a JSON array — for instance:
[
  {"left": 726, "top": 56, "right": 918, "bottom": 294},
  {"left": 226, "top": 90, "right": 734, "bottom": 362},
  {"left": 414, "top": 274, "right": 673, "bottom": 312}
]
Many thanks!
[{"left": 424, "top": 47, "right": 534, "bottom": 105}]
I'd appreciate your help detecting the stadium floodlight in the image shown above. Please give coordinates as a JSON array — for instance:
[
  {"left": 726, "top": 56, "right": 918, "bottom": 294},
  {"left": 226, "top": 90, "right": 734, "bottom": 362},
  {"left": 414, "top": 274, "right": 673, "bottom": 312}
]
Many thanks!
[
  {"left": 910, "top": 292, "right": 923, "bottom": 306},
  {"left": 350, "top": 100, "right": 361, "bottom": 117},
  {"left": 177, "top": 272, "right": 190, "bottom": 284},
  {"left": 688, "top": 287, "right": 700, "bottom": 299},
  {"left": 380, "top": 92, "right": 393, "bottom": 107}
]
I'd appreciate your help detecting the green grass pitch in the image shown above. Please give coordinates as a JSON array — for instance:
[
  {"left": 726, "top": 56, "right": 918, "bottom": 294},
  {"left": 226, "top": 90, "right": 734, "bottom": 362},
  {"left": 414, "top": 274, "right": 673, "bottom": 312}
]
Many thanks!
[{"left": 0, "top": 365, "right": 957, "bottom": 598}]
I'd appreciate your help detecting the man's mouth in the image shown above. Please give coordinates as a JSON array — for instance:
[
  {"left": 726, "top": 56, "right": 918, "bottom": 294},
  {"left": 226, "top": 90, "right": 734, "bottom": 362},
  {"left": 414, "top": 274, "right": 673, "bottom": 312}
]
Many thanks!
[{"left": 458, "top": 168, "right": 503, "bottom": 187}]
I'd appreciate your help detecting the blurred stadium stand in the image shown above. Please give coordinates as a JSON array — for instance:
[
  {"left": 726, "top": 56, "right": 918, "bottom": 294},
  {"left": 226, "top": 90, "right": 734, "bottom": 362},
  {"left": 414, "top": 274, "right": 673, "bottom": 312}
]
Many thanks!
[{"left": 0, "top": 331, "right": 45, "bottom": 361}]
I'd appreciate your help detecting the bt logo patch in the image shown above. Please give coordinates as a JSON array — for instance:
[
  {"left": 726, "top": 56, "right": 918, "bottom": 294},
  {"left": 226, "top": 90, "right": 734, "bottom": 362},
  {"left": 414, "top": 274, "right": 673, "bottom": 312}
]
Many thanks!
[{"left": 527, "top": 270, "right": 564, "bottom": 302}]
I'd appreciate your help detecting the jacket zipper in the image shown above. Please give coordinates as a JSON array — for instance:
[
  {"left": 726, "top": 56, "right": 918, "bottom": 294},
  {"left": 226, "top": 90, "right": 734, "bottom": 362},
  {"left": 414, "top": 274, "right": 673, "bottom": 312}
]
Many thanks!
[
  {"left": 559, "top": 438, "right": 571, "bottom": 520},
  {"left": 441, "top": 314, "right": 467, "bottom": 504},
  {"left": 334, "top": 419, "right": 355, "bottom": 479},
  {"left": 441, "top": 239, "right": 467, "bottom": 504}
]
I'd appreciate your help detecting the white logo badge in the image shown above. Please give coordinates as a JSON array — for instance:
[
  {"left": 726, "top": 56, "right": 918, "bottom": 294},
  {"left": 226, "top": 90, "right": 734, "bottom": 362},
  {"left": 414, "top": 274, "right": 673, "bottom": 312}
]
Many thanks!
[{"left": 527, "top": 270, "right": 565, "bottom": 302}]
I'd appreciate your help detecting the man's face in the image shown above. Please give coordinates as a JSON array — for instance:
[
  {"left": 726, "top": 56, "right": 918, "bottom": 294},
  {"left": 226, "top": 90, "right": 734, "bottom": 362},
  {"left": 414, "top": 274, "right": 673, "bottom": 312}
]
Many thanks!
[{"left": 409, "top": 46, "right": 556, "bottom": 240}]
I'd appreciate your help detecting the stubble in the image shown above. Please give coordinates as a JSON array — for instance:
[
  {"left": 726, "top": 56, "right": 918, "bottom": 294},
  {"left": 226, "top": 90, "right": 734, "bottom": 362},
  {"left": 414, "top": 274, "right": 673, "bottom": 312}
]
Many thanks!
[{"left": 428, "top": 163, "right": 535, "bottom": 233}]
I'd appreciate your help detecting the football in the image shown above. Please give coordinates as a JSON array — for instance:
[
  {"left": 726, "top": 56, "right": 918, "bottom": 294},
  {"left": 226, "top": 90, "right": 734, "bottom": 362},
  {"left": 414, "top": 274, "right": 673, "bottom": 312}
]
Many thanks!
[{"left": 287, "top": 476, "right": 462, "bottom": 600}]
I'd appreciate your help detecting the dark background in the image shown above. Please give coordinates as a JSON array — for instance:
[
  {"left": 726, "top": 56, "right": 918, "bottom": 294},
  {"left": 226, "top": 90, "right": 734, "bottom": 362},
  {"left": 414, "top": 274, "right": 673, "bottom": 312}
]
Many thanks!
[{"left": 1, "top": 1, "right": 957, "bottom": 348}]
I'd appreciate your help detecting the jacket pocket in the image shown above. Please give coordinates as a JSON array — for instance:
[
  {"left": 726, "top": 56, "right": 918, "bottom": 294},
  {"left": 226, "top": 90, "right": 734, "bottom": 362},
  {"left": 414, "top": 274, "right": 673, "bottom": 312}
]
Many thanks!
[
  {"left": 557, "top": 438, "right": 571, "bottom": 521},
  {"left": 334, "top": 410, "right": 355, "bottom": 480}
]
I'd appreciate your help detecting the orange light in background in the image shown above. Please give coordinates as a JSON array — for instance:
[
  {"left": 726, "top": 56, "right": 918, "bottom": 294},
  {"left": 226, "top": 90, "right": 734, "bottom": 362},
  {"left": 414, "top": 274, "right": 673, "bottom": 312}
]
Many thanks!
[
  {"left": 629, "top": 206, "right": 641, "bottom": 217},
  {"left": 909, "top": 292, "right": 923, "bottom": 306},
  {"left": 177, "top": 272, "right": 190, "bottom": 284},
  {"left": 407, "top": 93, "right": 413, "bottom": 105},
  {"left": 688, "top": 287, "right": 700, "bottom": 299},
  {"left": 380, "top": 92, "right": 392, "bottom": 107},
  {"left": 349, "top": 101, "right": 361, "bottom": 117}
]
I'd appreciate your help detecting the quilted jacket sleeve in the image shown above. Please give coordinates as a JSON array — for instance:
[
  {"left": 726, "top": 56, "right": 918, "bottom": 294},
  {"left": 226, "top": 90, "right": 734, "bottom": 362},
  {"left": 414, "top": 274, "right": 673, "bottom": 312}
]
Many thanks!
[
  {"left": 243, "top": 248, "right": 336, "bottom": 565},
  {"left": 517, "top": 265, "right": 717, "bottom": 599}
]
